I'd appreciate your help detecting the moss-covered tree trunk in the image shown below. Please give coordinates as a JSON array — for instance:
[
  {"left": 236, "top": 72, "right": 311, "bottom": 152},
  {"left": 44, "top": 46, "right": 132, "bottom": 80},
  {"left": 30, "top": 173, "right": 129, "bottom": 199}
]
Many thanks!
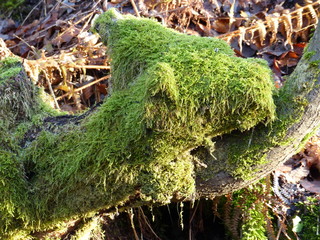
[
  {"left": 195, "top": 23, "right": 320, "bottom": 197},
  {"left": 0, "top": 11, "right": 319, "bottom": 238}
]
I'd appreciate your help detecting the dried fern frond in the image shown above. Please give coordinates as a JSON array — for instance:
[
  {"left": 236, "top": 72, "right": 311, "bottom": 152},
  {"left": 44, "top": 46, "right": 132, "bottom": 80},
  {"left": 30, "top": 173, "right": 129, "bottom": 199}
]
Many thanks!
[
  {"left": 263, "top": 205, "right": 277, "bottom": 240},
  {"left": 308, "top": 3, "right": 319, "bottom": 24},
  {"left": 266, "top": 13, "right": 280, "bottom": 45},
  {"left": 217, "top": 1, "right": 320, "bottom": 50},
  {"left": 257, "top": 19, "right": 267, "bottom": 46},
  {"left": 282, "top": 11, "right": 294, "bottom": 47},
  {"left": 294, "top": 7, "right": 304, "bottom": 31}
]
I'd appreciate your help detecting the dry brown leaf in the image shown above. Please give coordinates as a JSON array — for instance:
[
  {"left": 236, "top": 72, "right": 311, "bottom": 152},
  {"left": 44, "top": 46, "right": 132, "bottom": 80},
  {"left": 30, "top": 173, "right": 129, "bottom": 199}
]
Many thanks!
[
  {"left": 52, "top": 26, "right": 81, "bottom": 47},
  {"left": 212, "top": 19, "right": 230, "bottom": 33},
  {"left": 300, "top": 179, "right": 320, "bottom": 193},
  {"left": 82, "top": 85, "right": 94, "bottom": 101}
]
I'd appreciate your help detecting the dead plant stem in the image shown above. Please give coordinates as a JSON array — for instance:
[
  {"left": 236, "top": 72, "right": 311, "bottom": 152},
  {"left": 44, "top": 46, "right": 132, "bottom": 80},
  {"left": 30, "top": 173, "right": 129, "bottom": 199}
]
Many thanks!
[
  {"left": 56, "top": 75, "right": 110, "bottom": 101},
  {"left": 130, "top": 0, "right": 141, "bottom": 17}
]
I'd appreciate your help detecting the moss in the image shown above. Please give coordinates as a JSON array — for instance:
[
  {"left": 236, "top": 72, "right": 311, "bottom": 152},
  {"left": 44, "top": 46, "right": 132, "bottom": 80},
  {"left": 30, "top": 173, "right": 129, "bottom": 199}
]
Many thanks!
[
  {"left": 94, "top": 8, "right": 276, "bottom": 131},
  {"left": 310, "top": 59, "right": 320, "bottom": 68},
  {"left": 0, "top": 9, "right": 277, "bottom": 236},
  {"left": 294, "top": 197, "right": 320, "bottom": 239},
  {"left": 296, "top": 127, "right": 319, "bottom": 152},
  {"left": 0, "top": 9, "right": 279, "bottom": 236},
  {"left": 0, "top": 0, "right": 24, "bottom": 13},
  {"left": 0, "top": 57, "right": 22, "bottom": 84},
  {"left": 70, "top": 217, "right": 104, "bottom": 240},
  {"left": 303, "top": 50, "right": 316, "bottom": 60},
  {"left": 0, "top": 150, "right": 31, "bottom": 238},
  {"left": 2, "top": 9, "right": 313, "bottom": 237},
  {"left": 0, "top": 57, "right": 66, "bottom": 237},
  {"left": 231, "top": 181, "right": 271, "bottom": 239},
  {"left": 198, "top": 45, "right": 320, "bottom": 180}
]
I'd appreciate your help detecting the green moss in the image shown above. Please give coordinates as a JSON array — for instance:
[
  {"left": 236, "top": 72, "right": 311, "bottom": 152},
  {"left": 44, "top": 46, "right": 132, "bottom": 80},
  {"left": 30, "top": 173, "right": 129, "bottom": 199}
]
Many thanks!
[
  {"left": 70, "top": 217, "right": 104, "bottom": 240},
  {"left": 295, "top": 197, "right": 320, "bottom": 239},
  {"left": 0, "top": 57, "right": 22, "bottom": 83},
  {"left": 0, "top": 9, "right": 278, "bottom": 235},
  {"left": 310, "top": 59, "right": 320, "bottom": 68},
  {"left": 0, "top": 150, "right": 30, "bottom": 237},
  {"left": 210, "top": 51, "right": 319, "bottom": 179},
  {"left": 296, "top": 128, "right": 319, "bottom": 151},
  {"left": 0, "top": 57, "right": 67, "bottom": 237},
  {"left": 94, "top": 8, "right": 276, "bottom": 131},
  {"left": 3, "top": 9, "right": 317, "bottom": 237},
  {"left": 0, "top": 10, "right": 277, "bottom": 236},
  {"left": 303, "top": 50, "right": 316, "bottom": 60},
  {"left": 0, "top": 0, "right": 24, "bottom": 12}
]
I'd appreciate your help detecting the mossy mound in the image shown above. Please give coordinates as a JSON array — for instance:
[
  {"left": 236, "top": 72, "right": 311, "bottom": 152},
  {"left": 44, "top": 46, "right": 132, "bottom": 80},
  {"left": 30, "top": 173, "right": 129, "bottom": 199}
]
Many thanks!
[
  {"left": 94, "top": 9, "right": 276, "bottom": 134},
  {"left": 0, "top": 10, "right": 277, "bottom": 238}
]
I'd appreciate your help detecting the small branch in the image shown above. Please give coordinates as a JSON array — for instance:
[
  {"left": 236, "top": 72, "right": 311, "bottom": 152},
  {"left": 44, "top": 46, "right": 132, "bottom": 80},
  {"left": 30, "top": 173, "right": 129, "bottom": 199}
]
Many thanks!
[
  {"left": 21, "top": 0, "right": 44, "bottom": 26},
  {"left": 13, "top": 34, "right": 40, "bottom": 58},
  {"left": 128, "top": 209, "right": 140, "bottom": 240},
  {"left": 44, "top": 72, "right": 60, "bottom": 109},
  {"left": 70, "top": 64, "right": 111, "bottom": 70},
  {"left": 130, "top": 0, "right": 141, "bottom": 17},
  {"left": 55, "top": 75, "right": 110, "bottom": 101},
  {"left": 138, "top": 207, "right": 161, "bottom": 240}
]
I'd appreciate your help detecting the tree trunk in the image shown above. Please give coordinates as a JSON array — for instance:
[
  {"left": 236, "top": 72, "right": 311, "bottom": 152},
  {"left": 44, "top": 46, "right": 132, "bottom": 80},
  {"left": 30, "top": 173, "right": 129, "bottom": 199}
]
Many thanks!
[
  {"left": 0, "top": 19, "right": 319, "bottom": 238},
  {"left": 195, "top": 23, "right": 320, "bottom": 197}
]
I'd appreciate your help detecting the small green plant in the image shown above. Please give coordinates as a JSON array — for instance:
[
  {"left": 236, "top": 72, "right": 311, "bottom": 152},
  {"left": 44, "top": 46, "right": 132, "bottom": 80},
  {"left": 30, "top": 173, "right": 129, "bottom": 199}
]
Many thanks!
[
  {"left": 217, "top": 178, "right": 279, "bottom": 240},
  {"left": 295, "top": 197, "right": 320, "bottom": 240},
  {"left": 233, "top": 184, "right": 271, "bottom": 240}
]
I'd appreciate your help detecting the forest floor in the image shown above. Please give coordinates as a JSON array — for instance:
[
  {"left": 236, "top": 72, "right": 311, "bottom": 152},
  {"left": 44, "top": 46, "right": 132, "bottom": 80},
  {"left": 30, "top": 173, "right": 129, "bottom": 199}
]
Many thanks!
[{"left": 1, "top": 0, "right": 320, "bottom": 239}]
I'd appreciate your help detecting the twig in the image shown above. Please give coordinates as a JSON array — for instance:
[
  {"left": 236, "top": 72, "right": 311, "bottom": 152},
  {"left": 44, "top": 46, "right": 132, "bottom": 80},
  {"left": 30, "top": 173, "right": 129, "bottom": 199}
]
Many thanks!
[
  {"left": 56, "top": 75, "right": 110, "bottom": 101},
  {"left": 128, "top": 209, "right": 140, "bottom": 240},
  {"left": 13, "top": 34, "right": 40, "bottom": 58},
  {"left": 60, "top": 0, "right": 76, "bottom": 10},
  {"left": 21, "top": 0, "right": 44, "bottom": 26},
  {"left": 158, "top": 6, "right": 188, "bottom": 15},
  {"left": 189, "top": 200, "right": 200, "bottom": 240},
  {"left": 44, "top": 72, "right": 60, "bottom": 109},
  {"left": 138, "top": 207, "right": 161, "bottom": 240},
  {"left": 79, "top": 11, "right": 95, "bottom": 35},
  {"left": 70, "top": 65, "right": 111, "bottom": 70},
  {"left": 130, "top": 0, "right": 141, "bottom": 17}
]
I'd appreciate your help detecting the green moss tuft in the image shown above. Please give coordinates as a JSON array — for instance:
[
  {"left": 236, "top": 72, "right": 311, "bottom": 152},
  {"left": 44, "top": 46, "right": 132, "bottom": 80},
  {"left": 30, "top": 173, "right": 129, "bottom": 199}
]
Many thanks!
[
  {"left": 0, "top": 57, "right": 22, "bottom": 84},
  {"left": 0, "top": 150, "right": 30, "bottom": 237},
  {"left": 303, "top": 50, "right": 316, "bottom": 60},
  {"left": 0, "top": 57, "right": 66, "bottom": 237},
  {"left": 93, "top": 9, "right": 277, "bottom": 181},
  {"left": 94, "top": 9, "right": 276, "bottom": 132},
  {"left": 0, "top": 0, "right": 24, "bottom": 12}
]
